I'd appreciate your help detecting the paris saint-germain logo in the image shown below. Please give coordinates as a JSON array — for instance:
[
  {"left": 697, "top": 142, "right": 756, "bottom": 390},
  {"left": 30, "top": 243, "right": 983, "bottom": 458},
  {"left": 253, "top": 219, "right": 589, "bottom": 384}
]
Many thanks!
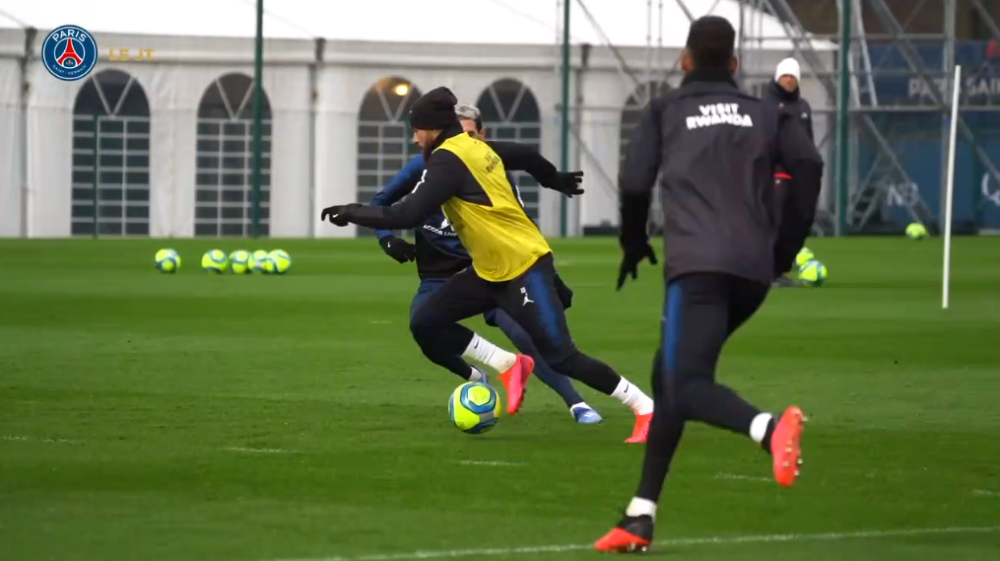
[{"left": 41, "top": 25, "right": 98, "bottom": 81}]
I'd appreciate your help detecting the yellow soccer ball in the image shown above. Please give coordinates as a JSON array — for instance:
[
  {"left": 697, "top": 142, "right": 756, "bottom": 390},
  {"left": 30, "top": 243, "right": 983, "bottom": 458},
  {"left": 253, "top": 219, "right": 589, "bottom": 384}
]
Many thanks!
[
  {"left": 229, "top": 250, "right": 251, "bottom": 274},
  {"left": 265, "top": 250, "right": 291, "bottom": 275},
  {"left": 795, "top": 247, "right": 815, "bottom": 268},
  {"left": 906, "top": 223, "right": 928, "bottom": 240},
  {"left": 250, "top": 249, "right": 269, "bottom": 273},
  {"left": 798, "top": 259, "right": 828, "bottom": 287},
  {"left": 201, "top": 249, "right": 228, "bottom": 273},
  {"left": 449, "top": 382, "right": 501, "bottom": 434},
  {"left": 155, "top": 249, "right": 180, "bottom": 273}
]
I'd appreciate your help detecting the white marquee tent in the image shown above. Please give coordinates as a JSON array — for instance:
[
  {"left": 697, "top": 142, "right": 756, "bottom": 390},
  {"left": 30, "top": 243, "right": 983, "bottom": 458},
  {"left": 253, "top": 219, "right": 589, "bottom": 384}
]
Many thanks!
[{"left": 0, "top": 0, "right": 834, "bottom": 238}]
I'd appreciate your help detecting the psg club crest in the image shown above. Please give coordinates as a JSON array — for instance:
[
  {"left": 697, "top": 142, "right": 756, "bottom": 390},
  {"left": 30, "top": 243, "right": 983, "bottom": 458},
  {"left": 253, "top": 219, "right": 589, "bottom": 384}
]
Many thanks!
[{"left": 42, "top": 25, "right": 98, "bottom": 81}]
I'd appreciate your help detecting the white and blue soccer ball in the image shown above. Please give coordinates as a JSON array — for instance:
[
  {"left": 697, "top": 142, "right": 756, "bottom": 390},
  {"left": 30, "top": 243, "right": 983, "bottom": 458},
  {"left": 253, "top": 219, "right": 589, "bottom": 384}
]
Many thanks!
[
  {"left": 449, "top": 382, "right": 501, "bottom": 434},
  {"left": 250, "top": 249, "right": 269, "bottom": 273}
]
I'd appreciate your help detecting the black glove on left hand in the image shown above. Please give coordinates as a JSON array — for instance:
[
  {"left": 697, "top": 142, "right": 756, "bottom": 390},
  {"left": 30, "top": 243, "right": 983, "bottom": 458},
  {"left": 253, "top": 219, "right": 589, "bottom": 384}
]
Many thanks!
[
  {"left": 617, "top": 240, "right": 658, "bottom": 291},
  {"left": 543, "top": 171, "right": 585, "bottom": 197},
  {"left": 321, "top": 203, "right": 359, "bottom": 226}
]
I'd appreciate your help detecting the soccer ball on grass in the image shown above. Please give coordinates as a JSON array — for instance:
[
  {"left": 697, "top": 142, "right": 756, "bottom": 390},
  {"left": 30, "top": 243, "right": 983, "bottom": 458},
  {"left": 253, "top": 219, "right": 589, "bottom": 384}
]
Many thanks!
[
  {"left": 229, "top": 250, "right": 251, "bottom": 274},
  {"left": 449, "top": 382, "right": 501, "bottom": 434},
  {"left": 202, "top": 249, "right": 228, "bottom": 273},
  {"left": 795, "top": 247, "right": 815, "bottom": 268},
  {"left": 155, "top": 249, "right": 180, "bottom": 273},
  {"left": 798, "top": 259, "right": 828, "bottom": 287},
  {"left": 906, "top": 223, "right": 928, "bottom": 240},
  {"left": 265, "top": 249, "right": 291, "bottom": 274},
  {"left": 249, "top": 249, "right": 270, "bottom": 273}
]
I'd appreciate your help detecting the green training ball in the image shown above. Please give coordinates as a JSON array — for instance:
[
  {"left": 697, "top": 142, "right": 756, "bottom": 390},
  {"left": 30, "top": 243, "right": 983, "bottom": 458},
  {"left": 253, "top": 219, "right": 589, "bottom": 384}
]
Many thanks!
[
  {"left": 202, "top": 249, "right": 228, "bottom": 273},
  {"left": 795, "top": 247, "right": 815, "bottom": 268},
  {"left": 798, "top": 259, "right": 828, "bottom": 287},
  {"left": 906, "top": 223, "right": 928, "bottom": 240},
  {"left": 449, "top": 382, "right": 501, "bottom": 434},
  {"left": 229, "top": 250, "right": 251, "bottom": 274},
  {"left": 155, "top": 249, "right": 180, "bottom": 273},
  {"left": 265, "top": 250, "right": 291, "bottom": 275}
]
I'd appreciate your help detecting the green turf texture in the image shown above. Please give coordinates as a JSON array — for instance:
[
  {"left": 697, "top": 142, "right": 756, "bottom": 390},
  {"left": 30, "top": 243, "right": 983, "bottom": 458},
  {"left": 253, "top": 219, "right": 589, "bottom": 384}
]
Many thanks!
[{"left": 1, "top": 237, "right": 998, "bottom": 561}]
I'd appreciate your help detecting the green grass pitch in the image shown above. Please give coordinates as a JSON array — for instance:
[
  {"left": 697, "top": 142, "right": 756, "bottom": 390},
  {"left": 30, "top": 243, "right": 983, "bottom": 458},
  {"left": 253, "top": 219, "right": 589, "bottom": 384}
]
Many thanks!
[{"left": 1, "top": 237, "right": 999, "bottom": 561}]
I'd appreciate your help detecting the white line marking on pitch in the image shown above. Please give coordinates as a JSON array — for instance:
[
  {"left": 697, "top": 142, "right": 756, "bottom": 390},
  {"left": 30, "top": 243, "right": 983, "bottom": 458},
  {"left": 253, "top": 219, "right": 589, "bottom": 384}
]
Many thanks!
[
  {"left": 369, "top": 320, "right": 393, "bottom": 325},
  {"left": 457, "top": 460, "right": 525, "bottom": 467},
  {"left": 973, "top": 489, "right": 1000, "bottom": 497},
  {"left": 262, "top": 525, "right": 1000, "bottom": 561},
  {"left": 223, "top": 447, "right": 294, "bottom": 454},
  {"left": 715, "top": 472, "right": 772, "bottom": 483},
  {"left": 2, "top": 435, "right": 77, "bottom": 444}
]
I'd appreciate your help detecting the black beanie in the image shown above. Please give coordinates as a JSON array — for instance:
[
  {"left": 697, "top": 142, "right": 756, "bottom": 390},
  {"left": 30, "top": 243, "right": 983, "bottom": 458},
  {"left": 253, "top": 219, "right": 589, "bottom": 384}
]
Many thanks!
[{"left": 409, "top": 87, "right": 459, "bottom": 130}]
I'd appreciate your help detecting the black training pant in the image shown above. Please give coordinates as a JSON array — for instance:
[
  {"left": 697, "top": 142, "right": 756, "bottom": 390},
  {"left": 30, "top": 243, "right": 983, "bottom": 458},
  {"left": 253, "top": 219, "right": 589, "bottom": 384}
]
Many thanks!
[
  {"left": 409, "top": 253, "right": 622, "bottom": 395},
  {"left": 636, "top": 272, "right": 769, "bottom": 502}
]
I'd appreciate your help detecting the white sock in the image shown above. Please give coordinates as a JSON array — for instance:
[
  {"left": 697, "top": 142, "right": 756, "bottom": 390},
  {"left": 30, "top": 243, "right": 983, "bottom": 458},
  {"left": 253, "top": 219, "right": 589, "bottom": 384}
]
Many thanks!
[
  {"left": 611, "top": 378, "right": 654, "bottom": 415},
  {"left": 626, "top": 497, "right": 657, "bottom": 520},
  {"left": 749, "top": 413, "right": 773, "bottom": 444},
  {"left": 468, "top": 366, "right": 488, "bottom": 383},
  {"left": 569, "top": 402, "right": 592, "bottom": 414},
  {"left": 463, "top": 334, "right": 517, "bottom": 373}
]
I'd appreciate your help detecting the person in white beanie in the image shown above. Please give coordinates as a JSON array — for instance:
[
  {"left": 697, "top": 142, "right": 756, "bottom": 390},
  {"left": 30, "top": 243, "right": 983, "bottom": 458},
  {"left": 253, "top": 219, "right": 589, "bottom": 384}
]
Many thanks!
[{"left": 766, "top": 58, "right": 815, "bottom": 288}]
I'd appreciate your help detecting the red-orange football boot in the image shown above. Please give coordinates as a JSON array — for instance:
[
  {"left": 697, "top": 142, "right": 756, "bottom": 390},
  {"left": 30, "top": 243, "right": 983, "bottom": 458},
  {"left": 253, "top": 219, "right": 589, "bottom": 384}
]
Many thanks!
[
  {"left": 498, "top": 354, "right": 534, "bottom": 415},
  {"left": 625, "top": 412, "right": 653, "bottom": 444},
  {"left": 594, "top": 515, "right": 654, "bottom": 553},
  {"left": 770, "top": 406, "right": 806, "bottom": 487}
]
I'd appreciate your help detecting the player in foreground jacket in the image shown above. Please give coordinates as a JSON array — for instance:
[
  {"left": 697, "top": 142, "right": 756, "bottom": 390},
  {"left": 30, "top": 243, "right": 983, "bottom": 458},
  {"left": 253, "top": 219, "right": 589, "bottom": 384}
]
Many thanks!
[
  {"left": 765, "top": 57, "right": 817, "bottom": 288},
  {"left": 595, "top": 15, "right": 824, "bottom": 552},
  {"left": 368, "top": 102, "right": 603, "bottom": 424},
  {"left": 322, "top": 86, "right": 654, "bottom": 443}
]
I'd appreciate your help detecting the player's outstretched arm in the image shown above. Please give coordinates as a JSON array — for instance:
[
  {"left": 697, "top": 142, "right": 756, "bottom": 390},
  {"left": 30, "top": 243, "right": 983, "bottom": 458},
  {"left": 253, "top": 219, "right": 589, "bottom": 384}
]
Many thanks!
[
  {"left": 616, "top": 98, "right": 664, "bottom": 290},
  {"left": 487, "top": 141, "right": 584, "bottom": 197},
  {"left": 773, "top": 112, "right": 824, "bottom": 276},
  {"left": 618, "top": 98, "right": 665, "bottom": 232},
  {"left": 322, "top": 151, "right": 463, "bottom": 230},
  {"left": 369, "top": 154, "right": 425, "bottom": 240}
]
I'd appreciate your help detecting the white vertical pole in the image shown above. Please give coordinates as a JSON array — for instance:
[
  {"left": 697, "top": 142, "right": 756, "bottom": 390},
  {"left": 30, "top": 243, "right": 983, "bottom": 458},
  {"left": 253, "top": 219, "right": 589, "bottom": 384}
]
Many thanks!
[{"left": 942, "top": 65, "right": 962, "bottom": 310}]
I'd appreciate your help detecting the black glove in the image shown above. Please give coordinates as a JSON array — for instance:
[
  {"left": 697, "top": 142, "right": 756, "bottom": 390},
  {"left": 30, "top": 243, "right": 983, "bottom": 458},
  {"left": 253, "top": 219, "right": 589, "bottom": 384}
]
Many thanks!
[
  {"left": 379, "top": 235, "right": 416, "bottom": 264},
  {"left": 554, "top": 274, "right": 574, "bottom": 310},
  {"left": 617, "top": 240, "right": 658, "bottom": 291},
  {"left": 320, "top": 203, "right": 359, "bottom": 226},
  {"left": 542, "top": 171, "right": 585, "bottom": 197}
]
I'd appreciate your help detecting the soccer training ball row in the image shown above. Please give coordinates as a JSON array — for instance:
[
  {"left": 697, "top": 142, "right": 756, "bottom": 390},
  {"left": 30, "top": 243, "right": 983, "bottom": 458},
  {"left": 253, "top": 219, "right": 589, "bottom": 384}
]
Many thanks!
[{"left": 154, "top": 249, "right": 292, "bottom": 274}]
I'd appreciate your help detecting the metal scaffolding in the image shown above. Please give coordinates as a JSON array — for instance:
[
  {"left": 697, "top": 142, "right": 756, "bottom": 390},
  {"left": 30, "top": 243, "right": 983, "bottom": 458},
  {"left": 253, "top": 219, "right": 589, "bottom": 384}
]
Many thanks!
[{"left": 740, "top": 0, "right": 1000, "bottom": 234}]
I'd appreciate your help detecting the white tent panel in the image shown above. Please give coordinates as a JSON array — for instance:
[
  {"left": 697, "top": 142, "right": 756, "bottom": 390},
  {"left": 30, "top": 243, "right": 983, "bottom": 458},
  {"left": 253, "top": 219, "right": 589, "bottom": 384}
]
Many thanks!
[
  {"left": 0, "top": 0, "right": 311, "bottom": 38},
  {"left": 0, "top": 0, "right": 833, "bottom": 50},
  {"left": 0, "top": 56, "right": 21, "bottom": 236}
]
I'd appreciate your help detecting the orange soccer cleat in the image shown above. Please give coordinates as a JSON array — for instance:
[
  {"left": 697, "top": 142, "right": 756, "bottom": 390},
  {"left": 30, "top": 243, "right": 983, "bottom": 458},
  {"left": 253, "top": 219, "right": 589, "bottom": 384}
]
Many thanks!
[
  {"left": 770, "top": 405, "right": 807, "bottom": 487},
  {"left": 594, "top": 515, "right": 654, "bottom": 554},
  {"left": 498, "top": 354, "right": 534, "bottom": 415},
  {"left": 625, "top": 412, "right": 653, "bottom": 444}
]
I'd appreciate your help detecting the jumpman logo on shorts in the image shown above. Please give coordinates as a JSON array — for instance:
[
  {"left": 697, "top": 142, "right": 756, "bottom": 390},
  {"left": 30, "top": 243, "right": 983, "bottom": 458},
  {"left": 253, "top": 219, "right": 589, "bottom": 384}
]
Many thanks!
[{"left": 520, "top": 287, "right": 534, "bottom": 306}]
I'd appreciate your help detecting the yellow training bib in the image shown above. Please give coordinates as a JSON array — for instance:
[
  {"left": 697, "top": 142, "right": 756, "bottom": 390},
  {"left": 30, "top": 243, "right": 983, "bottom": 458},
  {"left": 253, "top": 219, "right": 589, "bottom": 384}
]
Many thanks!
[{"left": 433, "top": 134, "right": 551, "bottom": 282}]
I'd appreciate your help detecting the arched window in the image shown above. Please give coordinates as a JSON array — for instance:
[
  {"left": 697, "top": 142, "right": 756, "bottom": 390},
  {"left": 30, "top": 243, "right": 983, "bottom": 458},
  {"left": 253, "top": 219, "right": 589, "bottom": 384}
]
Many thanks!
[
  {"left": 195, "top": 73, "right": 272, "bottom": 237},
  {"left": 620, "top": 81, "right": 670, "bottom": 233},
  {"left": 619, "top": 81, "right": 670, "bottom": 166},
  {"left": 71, "top": 69, "right": 150, "bottom": 236},
  {"left": 356, "top": 76, "right": 422, "bottom": 236},
  {"left": 476, "top": 79, "right": 541, "bottom": 219}
]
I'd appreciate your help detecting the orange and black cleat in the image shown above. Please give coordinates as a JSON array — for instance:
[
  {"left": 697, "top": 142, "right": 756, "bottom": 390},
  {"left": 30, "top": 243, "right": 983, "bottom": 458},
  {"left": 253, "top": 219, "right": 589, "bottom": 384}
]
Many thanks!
[
  {"left": 594, "top": 515, "right": 654, "bottom": 554},
  {"left": 498, "top": 354, "right": 534, "bottom": 415},
  {"left": 625, "top": 412, "right": 653, "bottom": 444},
  {"left": 771, "top": 405, "right": 807, "bottom": 487}
]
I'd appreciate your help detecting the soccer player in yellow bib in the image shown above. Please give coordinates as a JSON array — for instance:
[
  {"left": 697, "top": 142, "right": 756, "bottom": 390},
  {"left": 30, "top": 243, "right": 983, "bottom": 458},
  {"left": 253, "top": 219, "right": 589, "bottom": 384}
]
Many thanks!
[{"left": 322, "top": 87, "right": 653, "bottom": 443}]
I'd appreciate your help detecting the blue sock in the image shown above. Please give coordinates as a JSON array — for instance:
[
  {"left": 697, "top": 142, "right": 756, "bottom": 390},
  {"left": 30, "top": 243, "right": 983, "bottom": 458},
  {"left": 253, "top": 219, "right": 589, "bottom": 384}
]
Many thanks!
[{"left": 491, "top": 309, "right": 584, "bottom": 408}]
